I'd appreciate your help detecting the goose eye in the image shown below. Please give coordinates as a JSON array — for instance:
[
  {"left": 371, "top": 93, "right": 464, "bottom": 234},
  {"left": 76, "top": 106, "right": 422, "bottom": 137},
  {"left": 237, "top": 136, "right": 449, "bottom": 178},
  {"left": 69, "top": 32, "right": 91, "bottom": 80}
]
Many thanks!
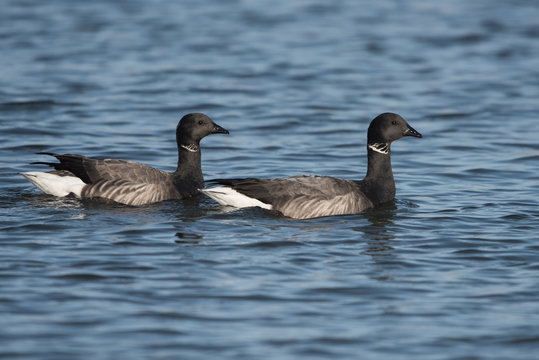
[
  {"left": 198, "top": 120, "right": 204, "bottom": 125},
  {"left": 391, "top": 120, "right": 397, "bottom": 125}
]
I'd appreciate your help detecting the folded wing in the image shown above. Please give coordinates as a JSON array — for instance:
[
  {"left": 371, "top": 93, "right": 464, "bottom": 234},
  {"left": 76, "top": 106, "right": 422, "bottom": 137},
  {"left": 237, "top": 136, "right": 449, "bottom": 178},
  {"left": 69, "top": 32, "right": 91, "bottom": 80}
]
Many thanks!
[
  {"left": 212, "top": 176, "right": 373, "bottom": 219},
  {"left": 35, "top": 153, "right": 170, "bottom": 184}
]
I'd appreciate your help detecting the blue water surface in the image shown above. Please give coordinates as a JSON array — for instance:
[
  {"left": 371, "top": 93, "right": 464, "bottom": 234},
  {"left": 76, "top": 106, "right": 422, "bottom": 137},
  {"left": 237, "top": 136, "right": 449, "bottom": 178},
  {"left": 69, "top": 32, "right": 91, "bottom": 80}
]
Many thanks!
[{"left": 1, "top": 0, "right": 539, "bottom": 359}]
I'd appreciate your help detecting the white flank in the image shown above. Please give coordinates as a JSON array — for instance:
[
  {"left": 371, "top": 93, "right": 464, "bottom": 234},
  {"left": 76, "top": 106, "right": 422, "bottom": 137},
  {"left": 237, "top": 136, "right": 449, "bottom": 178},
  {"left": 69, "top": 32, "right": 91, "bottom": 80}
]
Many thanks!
[
  {"left": 20, "top": 172, "right": 85, "bottom": 197},
  {"left": 201, "top": 186, "right": 272, "bottom": 210}
]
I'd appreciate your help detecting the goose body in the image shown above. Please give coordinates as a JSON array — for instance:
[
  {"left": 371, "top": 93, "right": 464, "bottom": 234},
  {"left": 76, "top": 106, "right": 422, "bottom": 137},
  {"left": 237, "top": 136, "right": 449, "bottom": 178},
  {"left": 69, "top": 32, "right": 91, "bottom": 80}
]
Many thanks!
[
  {"left": 21, "top": 113, "right": 229, "bottom": 205},
  {"left": 202, "top": 113, "right": 421, "bottom": 219}
]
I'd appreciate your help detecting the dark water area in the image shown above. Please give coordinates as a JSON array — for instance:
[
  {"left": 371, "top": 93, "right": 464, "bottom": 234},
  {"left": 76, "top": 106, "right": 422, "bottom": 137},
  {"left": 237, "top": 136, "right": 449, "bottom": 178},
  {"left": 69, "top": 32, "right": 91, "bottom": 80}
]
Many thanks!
[{"left": 1, "top": 0, "right": 539, "bottom": 359}]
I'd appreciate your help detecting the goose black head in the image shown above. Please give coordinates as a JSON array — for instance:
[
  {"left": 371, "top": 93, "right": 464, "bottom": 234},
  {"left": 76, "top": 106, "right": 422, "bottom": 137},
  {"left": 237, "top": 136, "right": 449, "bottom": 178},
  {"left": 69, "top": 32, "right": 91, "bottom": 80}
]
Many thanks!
[
  {"left": 176, "top": 113, "right": 229, "bottom": 147},
  {"left": 367, "top": 112, "right": 422, "bottom": 145}
]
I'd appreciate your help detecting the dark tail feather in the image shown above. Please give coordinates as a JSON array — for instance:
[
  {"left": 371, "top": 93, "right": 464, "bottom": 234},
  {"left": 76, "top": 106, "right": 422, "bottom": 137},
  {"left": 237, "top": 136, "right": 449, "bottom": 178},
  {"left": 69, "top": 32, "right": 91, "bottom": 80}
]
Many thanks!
[
  {"left": 34, "top": 153, "right": 91, "bottom": 183},
  {"left": 32, "top": 153, "right": 62, "bottom": 170},
  {"left": 30, "top": 161, "right": 64, "bottom": 171},
  {"left": 31, "top": 161, "right": 57, "bottom": 166}
]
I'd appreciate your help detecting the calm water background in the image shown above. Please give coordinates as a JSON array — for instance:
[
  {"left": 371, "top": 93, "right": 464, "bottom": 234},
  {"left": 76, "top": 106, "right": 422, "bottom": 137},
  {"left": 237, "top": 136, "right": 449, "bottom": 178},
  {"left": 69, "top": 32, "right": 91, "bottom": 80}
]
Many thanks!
[{"left": 1, "top": 0, "right": 538, "bottom": 359}]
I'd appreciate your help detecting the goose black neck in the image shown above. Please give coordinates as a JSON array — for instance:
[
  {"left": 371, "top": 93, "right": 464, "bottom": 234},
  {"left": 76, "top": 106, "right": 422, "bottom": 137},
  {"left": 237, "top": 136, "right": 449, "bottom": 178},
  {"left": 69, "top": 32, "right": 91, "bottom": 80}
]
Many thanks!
[
  {"left": 174, "top": 143, "right": 204, "bottom": 191},
  {"left": 365, "top": 146, "right": 393, "bottom": 180},
  {"left": 361, "top": 146, "right": 395, "bottom": 205}
]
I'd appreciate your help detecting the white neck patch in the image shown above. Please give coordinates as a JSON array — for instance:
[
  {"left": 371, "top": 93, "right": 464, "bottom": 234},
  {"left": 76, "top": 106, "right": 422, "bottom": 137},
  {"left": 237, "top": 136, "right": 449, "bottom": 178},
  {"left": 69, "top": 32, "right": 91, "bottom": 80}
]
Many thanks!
[
  {"left": 181, "top": 144, "right": 199, "bottom": 153},
  {"left": 368, "top": 142, "right": 390, "bottom": 155}
]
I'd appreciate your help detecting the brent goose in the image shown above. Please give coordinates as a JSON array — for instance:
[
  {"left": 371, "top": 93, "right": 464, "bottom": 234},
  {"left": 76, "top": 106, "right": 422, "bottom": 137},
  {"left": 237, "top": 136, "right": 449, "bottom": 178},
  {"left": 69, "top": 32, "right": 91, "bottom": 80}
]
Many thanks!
[
  {"left": 21, "top": 113, "right": 229, "bottom": 205},
  {"left": 202, "top": 113, "right": 421, "bottom": 219}
]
